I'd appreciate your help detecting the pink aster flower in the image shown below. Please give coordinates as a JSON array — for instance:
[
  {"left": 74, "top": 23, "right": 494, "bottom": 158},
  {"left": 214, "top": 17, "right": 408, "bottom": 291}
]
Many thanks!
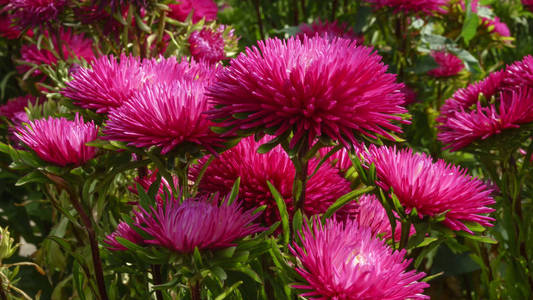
[
  {"left": 132, "top": 196, "right": 264, "bottom": 253},
  {"left": 0, "top": 95, "right": 38, "bottom": 120},
  {"left": 190, "top": 137, "right": 355, "bottom": 225},
  {"left": 364, "top": 0, "right": 449, "bottom": 15},
  {"left": 504, "top": 55, "right": 533, "bottom": 89},
  {"left": 17, "top": 28, "right": 96, "bottom": 76},
  {"left": 188, "top": 27, "right": 226, "bottom": 64},
  {"left": 15, "top": 114, "right": 98, "bottom": 167},
  {"left": 10, "top": 0, "right": 67, "bottom": 28},
  {"left": 290, "top": 218, "right": 429, "bottom": 299},
  {"left": 104, "top": 79, "right": 223, "bottom": 154},
  {"left": 297, "top": 19, "right": 364, "bottom": 44},
  {"left": 61, "top": 55, "right": 146, "bottom": 113},
  {"left": 168, "top": 0, "right": 217, "bottom": 23},
  {"left": 524, "top": 0, "right": 533, "bottom": 12},
  {"left": 207, "top": 36, "right": 407, "bottom": 148},
  {"left": 363, "top": 145, "right": 495, "bottom": 232},
  {"left": 428, "top": 51, "right": 465, "bottom": 78},
  {"left": 439, "top": 70, "right": 505, "bottom": 116},
  {"left": 354, "top": 194, "right": 414, "bottom": 241},
  {"left": 104, "top": 221, "right": 144, "bottom": 251},
  {"left": 438, "top": 88, "right": 533, "bottom": 151}
]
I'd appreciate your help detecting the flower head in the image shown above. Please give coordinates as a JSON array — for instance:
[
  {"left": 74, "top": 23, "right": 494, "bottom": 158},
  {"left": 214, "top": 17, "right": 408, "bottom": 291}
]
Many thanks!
[
  {"left": 18, "top": 28, "right": 96, "bottom": 76},
  {"left": 132, "top": 195, "right": 264, "bottom": 253},
  {"left": 0, "top": 95, "right": 38, "bottom": 120},
  {"left": 364, "top": 145, "right": 495, "bottom": 232},
  {"left": 364, "top": 0, "right": 449, "bottom": 15},
  {"left": 207, "top": 36, "right": 407, "bottom": 148},
  {"left": 524, "top": 0, "right": 533, "bottom": 12},
  {"left": 438, "top": 88, "right": 533, "bottom": 151},
  {"left": 0, "top": 14, "right": 22, "bottom": 39},
  {"left": 104, "top": 78, "right": 223, "bottom": 154},
  {"left": 297, "top": 19, "right": 363, "bottom": 44},
  {"left": 428, "top": 51, "right": 464, "bottom": 78},
  {"left": 190, "top": 137, "right": 355, "bottom": 225},
  {"left": 168, "top": 0, "right": 217, "bottom": 23},
  {"left": 104, "top": 221, "right": 145, "bottom": 251},
  {"left": 10, "top": 0, "right": 67, "bottom": 28},
  {"left": 504, "top": 55, "right": 533, "bottom": 89},
  {"left": 290, "top": 218, "right": 429, "bottom": 299},
  {"left": 188, "top": 27, "right": 226, "bottom": 64},
  {"left": 15, "top": 114, "right": 98, "bottom": 167}
]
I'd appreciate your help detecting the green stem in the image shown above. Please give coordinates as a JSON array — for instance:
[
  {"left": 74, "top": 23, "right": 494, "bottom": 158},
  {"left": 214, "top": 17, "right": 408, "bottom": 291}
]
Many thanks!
[{"left": 398, "top": 219, "right": 412, "bottom": 250}]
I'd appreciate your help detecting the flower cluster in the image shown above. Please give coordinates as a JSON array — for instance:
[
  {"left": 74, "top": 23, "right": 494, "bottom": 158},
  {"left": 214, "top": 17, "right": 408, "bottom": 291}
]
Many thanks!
[{"left": 428, "top": 51, "right": 464, "bottom": 78}]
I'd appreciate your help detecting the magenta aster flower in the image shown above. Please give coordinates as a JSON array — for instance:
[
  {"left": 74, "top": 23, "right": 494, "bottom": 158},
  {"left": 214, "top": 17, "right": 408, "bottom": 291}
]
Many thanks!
[
  {"left": 104, "top": 221, "right": 144, "bottom": 251},
  {"left": 428, "top": 51, "right": 464, "bottom": 78},
  {"left": 17, "top": 28, "right": 96, "bottom": 76},
  {"left": 364, "top": 0, "right": 449, "bottom": 15},
  {"left": 504, "top": 55, "right": 533, "bottom": 89},
  {"left": 439, "top": 70, "right": 505, "bottom": 116},
  {"left": 207, "top": 36, "right": 407, "bottom": 148},
  {"left": 188, "top": 27, "right": 226, "bottom": 64},
  {"left": 104, "top": 79, "right": 223, "bottom": 154},
  {"left": 438, "top": 88, "right": 533, "bottom": 151},
  {"left": 364, "top": 145, "right": 495, "bottom": 232},
  {"left": 0, "top": 96, "right": 38, "bottom": 120},
  {"left": 297, "top": 19, "right": 364, "bottom": 44},
  {"left": 290, "top": 218, "right": 429, "bottom": 299},
  {"left": 10, "top": 0, "right": 67, "bottom": 28},
  {"left": 524, "top": 0, "right": 533, "bottom": 12},
  {"left": 485, "top": 17, "right": 510, "bottom": 37},
  {"left": 168, "top": 0, "right": 217, "bottom": 23},
  {"left": 62, "top": 55, "right": 146, "bottom": 113},
  {"left": 132, "top": 196, "right": 264, "bottom": 253},
  {"left": 15, "top": 114, "right": 98, "bottom": 167},
  {"left": 190, "top": 137, "right": 355, "bottom": 225}
]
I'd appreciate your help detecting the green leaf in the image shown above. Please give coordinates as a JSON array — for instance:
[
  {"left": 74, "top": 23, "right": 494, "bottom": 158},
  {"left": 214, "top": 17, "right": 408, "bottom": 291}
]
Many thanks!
[
  {"left": 267, "top": 181, "right": 290, "bottom": 245},
  {"left": 461, "top": 1, "right": 479, "bottom": 45},
  {"left": 15, "top": 170, "right": 47, "bottom": 186},
  {"left": 214, "top": 281, "right": 243, "bottom": 300},
  {"left": 72, "top": 261, "right": 87, "bottom": 300},
  {"left": 322, "top": 186, "right": 374, "bottom": 221},
  {"left": 292, "top": 209, "right": 303, "bottom": 237},
  {"left": 228, "top": 177, "right": 241, "bottom": 205}
]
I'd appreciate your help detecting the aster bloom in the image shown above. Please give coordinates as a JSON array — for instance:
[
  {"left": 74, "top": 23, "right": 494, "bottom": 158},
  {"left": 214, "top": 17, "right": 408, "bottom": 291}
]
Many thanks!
[
  {"left": 207, "top": 36, "right": 407, "bottom": 148},
  {"left": 484, "top": 17, "right": 510, "bottom": 37},
  {"left": 0, "top": 96, "right": 38, "bottom": 121},
  {"left": 10, "top": 0, "right": 67, "bottom": 28},
  {"left": 290, "top": 218, "right": 429, "bottom": 299},
  {"left": 190, "top": 137, "right": 354, "bottom": 225},
  {"left": 438, "top": 88, "right": 533, "bottom": 151},
  {"left": 504, "top": 55, "right": 533, "bottom": 89},
  {"left": 168, "top": 0, "right": 217, "bottom": 23},
  {"left": 15, "top": 114, "right": 98, "bottom": 167},
  {"left": 524, "top": 0, "right": 533, "bottom": 12},
  {"left": 188, "top": 27, "right": 226, "bottom": 64},
  {"left": 364, "top": 0, "right": 449, "bottom": 15},
  {"left": 364, "top": 145, "right": 495, "bottom": 232},
  {"left": 132, "top": 196, "right": 264, "bottom": 253},
  {"left": 62, "top": 55, "right": 146, "bottom": 113},
  {"left": 439, "top": 71, "right": 505, "bottom": 116},
  {"left": 104, "top": 79, "right": 223, "bottom": 154},
  {"left": 17, "top": 28, "right": 96, "bottom": 76},
  {"left": 427, "top": 51, "right": 465, "bottom": 78},
  {"left": 104, "top": 221, "right": 144, "bottom": 251},
  {"left": 297, "top": 19, "right": 364, "bottom": 44}
]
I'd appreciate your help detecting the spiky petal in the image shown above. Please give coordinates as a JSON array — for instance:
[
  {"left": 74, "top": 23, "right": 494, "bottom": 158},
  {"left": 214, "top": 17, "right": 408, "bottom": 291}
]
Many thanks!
[
  {"left": 290, "top": 218, "right": 429, "bottom": 299},
  {"left": 104, "top": 221, "right": 144, "bottom": 251},
  {"left": 207, "top": 36, "right": 407, "bottom": 148},
  {"left": 190, "top": 137, "right": 355, "bottom": 225},
  {"left": 15, "top": 114, "right": 98, "bottom": 167},
  {"left": 133, "top": 196, "right": 264, "bottom": 253},
  {"left": 364, "top": 0, "right": 449, "bottom": 15},
  {"left": 364, "top": 145, "right": 495, "bottom": 232}
]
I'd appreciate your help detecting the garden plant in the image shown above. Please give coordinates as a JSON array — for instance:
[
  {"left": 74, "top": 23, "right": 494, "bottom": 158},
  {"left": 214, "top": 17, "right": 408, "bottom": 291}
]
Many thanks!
[{"left": 0, "top": 0, "right": 532, "bottom": 299}]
